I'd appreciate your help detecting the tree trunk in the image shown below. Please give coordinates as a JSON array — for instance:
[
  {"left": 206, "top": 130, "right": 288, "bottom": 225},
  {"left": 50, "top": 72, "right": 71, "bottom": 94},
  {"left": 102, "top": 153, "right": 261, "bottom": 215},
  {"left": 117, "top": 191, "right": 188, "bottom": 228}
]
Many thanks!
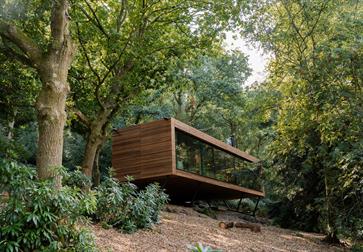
[
  {"left": 323, "top": 166, "right": 340, "bottom": 244},
  {"left": 92, "top": 146, "right": 102, "bottom": 187},
  {"left": 321, "top": 148, "right": 340, "bottom": 244},
  {"left": 82, "top": 133, "right": 102, "bottom": 178},
  {"left": 7, "top": 110, "right": 16, "bottom": 140},
  {"left": 35, "top": 0, "right": 75, "bottom": 185},
  {"left": 235, "top": 222, "right": 261, "bottom": 233},
  {"left": 81, "top": 116, "right": 108, "bottom": 182},
  {"left": 36, "top": 58, "right": 72, "bottom": 187}
]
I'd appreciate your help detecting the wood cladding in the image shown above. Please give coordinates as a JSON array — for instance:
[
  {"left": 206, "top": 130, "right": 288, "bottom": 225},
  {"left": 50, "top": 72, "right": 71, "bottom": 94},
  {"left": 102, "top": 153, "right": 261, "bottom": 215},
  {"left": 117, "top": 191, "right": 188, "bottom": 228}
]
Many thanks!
[
  {"left": 112, "top": 119, "right": 173, "bottom": 180},
  {"left": 112, "top": 118, "right": 264, "bottom": 199}
]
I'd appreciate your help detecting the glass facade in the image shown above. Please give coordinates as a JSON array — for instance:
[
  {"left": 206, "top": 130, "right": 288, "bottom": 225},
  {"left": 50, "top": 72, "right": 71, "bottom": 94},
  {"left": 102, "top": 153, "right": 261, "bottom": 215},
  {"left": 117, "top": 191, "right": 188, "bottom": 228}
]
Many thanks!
[{"left": 175, "top": 130, "right": 262, "bottom": 191}]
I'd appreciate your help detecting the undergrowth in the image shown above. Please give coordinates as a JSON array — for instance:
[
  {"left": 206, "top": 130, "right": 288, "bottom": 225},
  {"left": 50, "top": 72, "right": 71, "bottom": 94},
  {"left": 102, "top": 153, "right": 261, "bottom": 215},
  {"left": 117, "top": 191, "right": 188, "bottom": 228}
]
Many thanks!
[
  {"left": 0, "top": 159, "right": 97, "bottom": 251},
  {"left": 95, "top": 176, "right": 168, "bottom": 233},
  {"left": 0, "top": 159, "right": 169, "bottom": 251}
]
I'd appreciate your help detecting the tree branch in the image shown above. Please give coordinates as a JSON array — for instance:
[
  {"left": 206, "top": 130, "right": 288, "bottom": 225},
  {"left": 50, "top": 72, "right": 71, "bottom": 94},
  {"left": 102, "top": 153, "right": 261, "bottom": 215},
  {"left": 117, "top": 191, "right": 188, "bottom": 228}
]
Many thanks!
[
  {"left": 75, "top": 21, "right": 106, "bottom": 109},
  {"left": 50, "top": 0, "right": 71, "bottom": 50},
  {"left": 0, "top": 21, "right": 43, "bottom": 66},
  {"left": 282, "top": 2, "right": 308, "bottom": 52},
  {"left": 99, "top": 34, "right": 133, "bottom": 84},
  {"left": 116, "top": 0, "right": 128, "bottom": 32},
  {"left": 75, "top": 22, "right": 101, "bottom": 84},
  {"left": 73, "top": 108, "right": 91, "bottom": 128},
  {"left": 84, "top": 0, "right": 109, "bottom": 39},
  {"left": 0, "top": 42, "right": 33, "bottom": 66}
]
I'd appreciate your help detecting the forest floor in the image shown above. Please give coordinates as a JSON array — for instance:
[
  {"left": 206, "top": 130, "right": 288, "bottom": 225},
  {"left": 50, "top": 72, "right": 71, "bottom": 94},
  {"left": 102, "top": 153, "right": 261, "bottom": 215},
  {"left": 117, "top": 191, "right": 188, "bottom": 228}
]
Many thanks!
[{"left": 92, "top": 204, "right": 348, "bottom": 252}]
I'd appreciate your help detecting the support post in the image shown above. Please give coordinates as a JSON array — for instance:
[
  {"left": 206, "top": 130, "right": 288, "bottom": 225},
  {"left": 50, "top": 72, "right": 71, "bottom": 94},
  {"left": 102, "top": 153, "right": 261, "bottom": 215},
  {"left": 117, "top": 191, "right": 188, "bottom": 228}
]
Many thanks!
[
  {"left": 252, "top": 197, "right": 261, "bottom": 217},
  {"left": 223, "top": 200, "right": 231, "bottom": 210},
  {"left": 237, "top": 195, "right": 243, "bottom": 212},
  {"left": 191, "top": 182, "right": 201, "bottom": 205},
  {"left": 161, "top": 176, "right": 169, "bottom": 189}
]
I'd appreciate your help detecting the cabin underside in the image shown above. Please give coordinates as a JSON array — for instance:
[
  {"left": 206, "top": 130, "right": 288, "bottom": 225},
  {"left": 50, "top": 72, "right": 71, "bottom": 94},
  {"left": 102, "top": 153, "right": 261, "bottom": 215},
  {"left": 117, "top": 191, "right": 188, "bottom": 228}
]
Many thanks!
[{"left": 131, "top": 170, "right": 264, "bottom": 202}]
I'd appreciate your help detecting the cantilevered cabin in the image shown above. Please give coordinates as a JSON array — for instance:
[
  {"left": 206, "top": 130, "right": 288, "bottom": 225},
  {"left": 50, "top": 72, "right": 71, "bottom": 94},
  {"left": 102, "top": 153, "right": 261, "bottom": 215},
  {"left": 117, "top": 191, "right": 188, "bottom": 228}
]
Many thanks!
[{"left": 112, "top": 118, "right": 264, "bottom": 202}]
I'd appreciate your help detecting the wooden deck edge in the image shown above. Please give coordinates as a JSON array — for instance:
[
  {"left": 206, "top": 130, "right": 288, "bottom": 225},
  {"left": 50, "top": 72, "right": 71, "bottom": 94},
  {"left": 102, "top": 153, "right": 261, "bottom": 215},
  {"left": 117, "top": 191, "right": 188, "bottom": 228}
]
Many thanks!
[{"left": 116, "top": 172, "right": 173, "bottom": 182}]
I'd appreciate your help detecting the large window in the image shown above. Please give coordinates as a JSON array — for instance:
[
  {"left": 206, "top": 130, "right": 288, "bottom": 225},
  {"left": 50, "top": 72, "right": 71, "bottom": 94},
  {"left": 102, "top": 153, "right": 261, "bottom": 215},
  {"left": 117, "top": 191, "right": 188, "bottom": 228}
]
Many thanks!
[{"left": 175, "top": 130, "right": 262, "bottom": 191}]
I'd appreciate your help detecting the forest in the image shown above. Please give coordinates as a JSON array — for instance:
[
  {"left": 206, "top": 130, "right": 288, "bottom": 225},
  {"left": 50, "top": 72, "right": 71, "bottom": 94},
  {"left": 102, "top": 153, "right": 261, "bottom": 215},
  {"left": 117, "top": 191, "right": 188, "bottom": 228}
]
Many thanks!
[{"left": 0, "top": 0, "right": 362, "bottom": 251}]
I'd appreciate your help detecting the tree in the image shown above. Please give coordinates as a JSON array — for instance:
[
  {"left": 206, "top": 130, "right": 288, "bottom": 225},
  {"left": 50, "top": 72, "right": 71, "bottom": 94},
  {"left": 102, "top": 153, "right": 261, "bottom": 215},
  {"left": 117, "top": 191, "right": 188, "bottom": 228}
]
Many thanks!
[
  {"left": 69, "top": 0, "right": 249, "bottom": 185},
  {"left": 0, "top": 0, "right": 76, "bottom": 187},
  {"left": 245, "top": 0, "right": 363, "bottom": 241},
  {"left": 167, "top": 52, "right": 250, "bottom": 126},
  {"left": 207, "top": 84, "right": 277, "bottom": 158},
  {"left": 0, "top": 53, "right": 39, "bottom": 162},
  {"left": 0, "top": 54, "right": 38, "bottom": 141}
]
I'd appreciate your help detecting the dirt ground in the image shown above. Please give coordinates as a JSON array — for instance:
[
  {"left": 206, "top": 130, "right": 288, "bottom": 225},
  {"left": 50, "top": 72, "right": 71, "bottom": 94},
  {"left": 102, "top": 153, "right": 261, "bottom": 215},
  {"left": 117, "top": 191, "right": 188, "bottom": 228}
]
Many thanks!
[{"left": 92, "top": 205, "right": 347, "bottom": 252}]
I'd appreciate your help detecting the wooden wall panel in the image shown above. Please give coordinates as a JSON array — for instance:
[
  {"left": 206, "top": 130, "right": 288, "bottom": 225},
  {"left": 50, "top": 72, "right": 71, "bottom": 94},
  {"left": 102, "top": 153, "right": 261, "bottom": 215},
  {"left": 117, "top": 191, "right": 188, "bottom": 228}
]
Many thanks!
[
  {"left": 112, "top": 119, "right": 173, "bottom": 181},
  {"left": 112, "top": 124, "right": 142, "bottom": 179},
  {"left": 139, "top": 120, "right": 173, "bottom": 178}
]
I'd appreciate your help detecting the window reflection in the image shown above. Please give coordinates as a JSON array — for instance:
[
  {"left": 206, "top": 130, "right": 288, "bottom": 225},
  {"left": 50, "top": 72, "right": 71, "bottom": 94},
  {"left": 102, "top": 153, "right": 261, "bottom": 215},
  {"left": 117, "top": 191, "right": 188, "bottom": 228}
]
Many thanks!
[{"left": 175, "top": 130, "right": 261, "bottom": 191}]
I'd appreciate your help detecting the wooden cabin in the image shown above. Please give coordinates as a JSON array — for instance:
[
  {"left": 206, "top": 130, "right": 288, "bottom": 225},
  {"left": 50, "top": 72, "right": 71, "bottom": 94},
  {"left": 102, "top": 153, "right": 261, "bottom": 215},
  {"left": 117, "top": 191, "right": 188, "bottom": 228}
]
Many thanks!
[{"left": 112, "top": 118, "right": 264, "bottom": 202}]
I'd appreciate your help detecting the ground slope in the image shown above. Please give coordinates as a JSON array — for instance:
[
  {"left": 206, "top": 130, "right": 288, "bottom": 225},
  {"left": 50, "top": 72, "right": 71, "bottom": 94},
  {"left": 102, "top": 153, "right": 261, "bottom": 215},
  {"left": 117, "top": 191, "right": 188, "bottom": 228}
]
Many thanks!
[{"left": 92, "top": 205, "right": 345, "bottom": 252}]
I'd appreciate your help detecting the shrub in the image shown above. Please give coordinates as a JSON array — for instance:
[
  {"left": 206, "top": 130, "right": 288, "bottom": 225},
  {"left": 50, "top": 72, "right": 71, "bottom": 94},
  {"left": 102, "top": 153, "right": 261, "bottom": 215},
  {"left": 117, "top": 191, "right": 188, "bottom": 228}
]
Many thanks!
[
  {"left": 132, "top": 183, "right": 169, "bottom": 227},
  {"left": 0, "top": 158, "right": 35, "bottom": 195},
  {"left": 95, "top": 177, "right": 168, "bottom": 233},
  {"left": 352, "top": 244, "right": 363, "bottom": 252},
  {"left": 0, "top": 135, "right": 29, "bottom": 162},
  {"left": 188, "top": 243, "right": 222, "bottom": 252},
  {"left": 225, "top": 198, "right": 269, "bottom": 217},
  {"left": 95, "top": 177, "right": 136, "bottom": 231},
  {"left": 62, "top": 168, "right": 92, "bottom": 190},
  {"left": 62, "top": 168, "right": 97, "bottom": 216},
  {"left": 0, "top": 159, "right": 97, "bottom": 251},
  {"left": 0, "top": 123, "right": 38, "bottom": 164}
]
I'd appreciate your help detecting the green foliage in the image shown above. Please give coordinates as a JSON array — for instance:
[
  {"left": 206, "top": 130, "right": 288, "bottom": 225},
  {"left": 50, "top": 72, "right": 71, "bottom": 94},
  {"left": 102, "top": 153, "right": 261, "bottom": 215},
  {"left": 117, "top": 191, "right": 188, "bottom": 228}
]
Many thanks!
[
  {"left": 132, "top": 183, "right": 169, "bottom": 228},
  {"left": 0, "top": 158, "right": 35, "bottom": 194},
  {"left": 167, "top": 52, "right": 251, "bottom": 126},
  {"left": 63, "top": 168, "right": 92, "bottom": 190},
  {"left": 352, "top": 244, "right": 363, "bottom": 252},
  {"left": 0, "top": 134, "right": 29, "bottom": 161},
  {"left": 188, "top": 243, "right": 222, "bottom": 252},
  {"left": 194, "top": 206, "right": 217, "bottom": 219},
  {"left": 0, "top": 55, "right": 38, "bottom": 124},
  {"left": 62, "top": 168, "right": 97, "bottom": 216},
  {"left": 0, "top": 159, "right": 97, "bottom": 251},
  {"left": 63, "top": 130, "right": 86, "bottom": 169},
  {"left": 245, "top": 0, "right": 363, "bottom": 241},
  {"left": 95, "top": 177, "right": 137, "bottom": 231},
  {"left": 0, "top": 122, "right": 38, "bottom": 164},
  {"left": 95, "top": 177, "right": 168, "bottom": 233}
]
